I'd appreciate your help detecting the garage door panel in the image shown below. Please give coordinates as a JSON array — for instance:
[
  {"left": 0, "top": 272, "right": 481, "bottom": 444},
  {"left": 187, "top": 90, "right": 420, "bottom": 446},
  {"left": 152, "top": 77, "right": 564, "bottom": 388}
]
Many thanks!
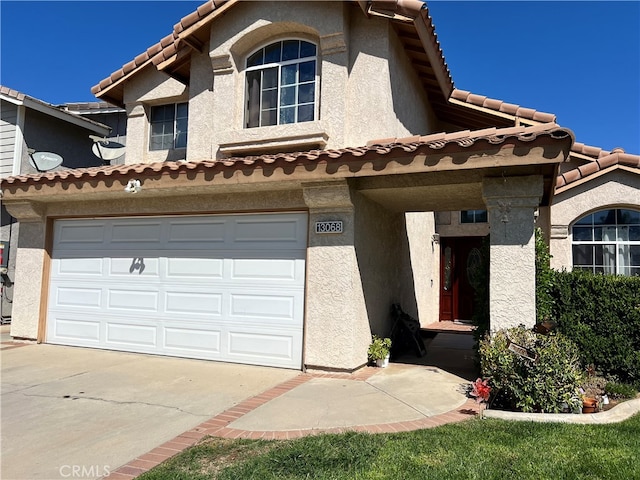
[
  {"left": 56, "top": 257, "right": 104, "bottom": 276},
  {"left": 232, "top": 215, "right": 307, "bottom": 249},
  {"left": 107, "top": 289, "right": 160, "bottom": 312},
  {"left": 109, "top": 257, "right": 160, "bottom": 277},
  {"left": 110, "top": 221, "right": 163, "bottom": 245},
  {"left": 48, "top": 213, "right": 307, "bottom": 369},
  {"left": 165, "top": 291, "right": 223, "bottom": 316},
  {"left": 55, "top": 222, "right": 106, "bottom": 247},
  {"left": 106, "top": 322, "right": 157, "bottom": 347},
  {"left": 51, "top": 315, "right": 101, "bottom": 343},
  {"left": 55, "top": 286, "right": 102, "bottom": 308},
  {"left": 167, "top": 218, "right": 227, "bottom": 245},
  {"left": 227, "top": 329, "right": 301, "bottom": 367},
  {"left": 166, "top": 257, "right": 224, "bottom": 279},
  {"left": 163, "top": 327, "right": 221, "bottom": 353}
]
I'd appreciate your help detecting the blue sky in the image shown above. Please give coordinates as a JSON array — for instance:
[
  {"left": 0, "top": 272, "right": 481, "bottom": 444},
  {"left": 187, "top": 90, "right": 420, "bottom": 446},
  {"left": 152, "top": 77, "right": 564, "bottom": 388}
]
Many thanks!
[{"left": 1, "top": 1, "right": 638, "bottom": 152}]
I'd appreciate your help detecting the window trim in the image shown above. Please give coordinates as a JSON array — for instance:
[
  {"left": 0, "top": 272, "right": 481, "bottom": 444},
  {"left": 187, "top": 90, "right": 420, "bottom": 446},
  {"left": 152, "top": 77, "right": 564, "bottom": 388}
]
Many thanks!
[
  {"left": 571, "top": 208, "right": 640, "bottom": 276},
  {"left": 244, "top": 38, "right": 319, "bottom": 129},
  {"left": 149, "top": 102, "right": 188, "bottom": 151}
]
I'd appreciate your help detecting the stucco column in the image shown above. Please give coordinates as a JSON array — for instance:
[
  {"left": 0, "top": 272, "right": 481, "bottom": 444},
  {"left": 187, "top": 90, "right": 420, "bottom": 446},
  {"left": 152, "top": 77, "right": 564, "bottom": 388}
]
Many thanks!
[
  {"left": 482, "top": 176, "right": 543, "bottom": 332},
  {"left": 302, "top": 180, "right": 370, "bottom": 371},
  {"left": 3, "top": 202, "right": 46, "bottom": 340}
]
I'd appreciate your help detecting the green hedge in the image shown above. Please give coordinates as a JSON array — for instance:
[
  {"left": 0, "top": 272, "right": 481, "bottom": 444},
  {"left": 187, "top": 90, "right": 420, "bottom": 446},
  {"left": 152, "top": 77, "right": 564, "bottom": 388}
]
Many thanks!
[{"left": 548, "top": 270, "right": 640, "bottom": 386}]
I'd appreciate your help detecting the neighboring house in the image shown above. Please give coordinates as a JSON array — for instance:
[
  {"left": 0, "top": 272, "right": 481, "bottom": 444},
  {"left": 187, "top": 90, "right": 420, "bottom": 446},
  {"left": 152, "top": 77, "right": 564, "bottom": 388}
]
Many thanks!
[
  {"left": 0, "top": 86, "right": 112, "bottom": 322},
  {"left": 1, "top": 1, "right": 637, "bottom": 372}
]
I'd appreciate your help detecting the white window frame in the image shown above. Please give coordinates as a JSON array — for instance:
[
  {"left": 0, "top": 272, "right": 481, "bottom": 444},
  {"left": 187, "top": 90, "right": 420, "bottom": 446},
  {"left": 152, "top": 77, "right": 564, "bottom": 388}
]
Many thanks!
[
  {"left": 245, "top": 39, "right": 318, "bottom": 129},
  {"left": 149, "top": 102, "right": 188, "bottom": 151},
  {"left": 571, "top": 208, "right": 640, "bottom": 276}
]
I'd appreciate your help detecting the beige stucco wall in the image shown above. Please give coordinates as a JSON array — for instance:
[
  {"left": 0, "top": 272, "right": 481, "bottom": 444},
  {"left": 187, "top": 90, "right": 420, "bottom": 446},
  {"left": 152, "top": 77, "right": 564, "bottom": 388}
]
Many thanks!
[
  {"left": 352, "top": 191, "right": 405, "bottom": 336},
  {"left": 120, "top": 1, "right": 436, "bottom": 164},
  {"left": 405, "top": 212, "right": 439, "bottom": 326},
  {"left": 549, "top": 170, "right": 640, "bottom": 270},
  {"left": 483, "top": 176, "right": 543, "bottom": 331},
  {"left": 9, "top": 221, "right": 45, "bottom": 339},
  {"left": 123, "top": 66, "right": 189, "bottom": 165}
]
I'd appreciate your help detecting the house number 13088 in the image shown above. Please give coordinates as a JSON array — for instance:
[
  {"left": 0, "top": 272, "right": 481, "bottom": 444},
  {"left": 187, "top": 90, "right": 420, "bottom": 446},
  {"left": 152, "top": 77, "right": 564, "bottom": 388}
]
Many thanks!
[{"left": 315, "top": 221, "right": 343, "bottom": 234}]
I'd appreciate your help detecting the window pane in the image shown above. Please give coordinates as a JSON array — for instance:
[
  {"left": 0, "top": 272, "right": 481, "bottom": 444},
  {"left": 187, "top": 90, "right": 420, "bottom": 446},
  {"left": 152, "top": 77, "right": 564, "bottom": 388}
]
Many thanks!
[
  {"left": 175, "top": 132, "right": 187, "bottom": 149},
  {"left": 247, "top": 49, "right": 264, "bottom": 67},
  {"left": 262, "top": 67, "right": 278, "bottom": 89},
  {"left": 573, "top": 227, "right": 592, "bottom": 241},
  {"left": 176, "top": 103, "right": 188, "bottom": 119},
  {"left": 280, "top": 86, "right": 296, "bottom": 106},
  {"left": 460, "top": 211, "right": 473, "bottom": 223},
  {"left": 261, "top": 109, "right": 277, "bottom": 126},
  {"left": 297, "top": 104, "right": 314, "bottom": 122},
  {"left": 246, "top": 70, "right": 261, "bottom": 128},
  {"left": 617, "top": 226, "right": 629, "bottom": 242},
  {"left": 593, "top": 209, "right": 615, "bottom": 225},
  {"left": 630, "top": 226, "right": 640, "bottom": 241},
  {"left": 299, "top": 60, "right": 316, "bottom": 82},
  {"left": 619, "top": 209, "right": 640, "bottom": 225},
  {"left": 298, "top": 83, "right": 314, "bottom": 104},
  {"left": 300, "top": 41, "right": 316, "bottom": 58},
  {"left": 575, "top": 214, "right": 593, "bottom": 225},
  {"left": 282, "top": 64, "right": 297, "bottom": 86},
  {"left": 264, "top": 42, "right": 281, "bottom": 64},
  {"left": 280, "top": 106, "right": 295, "bottom": 124},
  {"left": 151, "top": 122, "right": 165, "bottom": 136},
  {"left": 631, "top": 245, "right": 640, "bottom": 267},
  {"left": 282, "top": 40, "right": 299, "bottom": 61},
  {"left": 262, "top": 89, "right": 277, "bottom": 110},
  {"left": 630, "top": 267, "right": 640, "bottom": 277},
  {"left": 150, "top": 137, "right": 164, "bottom": 151},
  {"left": 476, "top": 210, "right": 488, "bottom": 222},
  {"left": 573, "top": 244, "right": 592, "bottom": 266}
]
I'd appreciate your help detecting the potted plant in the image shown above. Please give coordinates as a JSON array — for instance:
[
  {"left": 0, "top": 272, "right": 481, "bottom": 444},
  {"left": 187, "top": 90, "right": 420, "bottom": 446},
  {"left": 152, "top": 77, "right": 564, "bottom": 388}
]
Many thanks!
[
  {"left": 580, "top": 365, "right": 606, "bottom": 413},
  {"left": 368, "top": 335, "right": 392, "bottom": 367}
]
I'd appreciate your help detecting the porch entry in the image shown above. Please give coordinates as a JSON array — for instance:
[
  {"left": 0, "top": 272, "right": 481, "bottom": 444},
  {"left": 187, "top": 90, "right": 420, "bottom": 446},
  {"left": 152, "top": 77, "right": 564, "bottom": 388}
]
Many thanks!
[{"left": 439, "top": 236, "right": 486, "bottom": 323}]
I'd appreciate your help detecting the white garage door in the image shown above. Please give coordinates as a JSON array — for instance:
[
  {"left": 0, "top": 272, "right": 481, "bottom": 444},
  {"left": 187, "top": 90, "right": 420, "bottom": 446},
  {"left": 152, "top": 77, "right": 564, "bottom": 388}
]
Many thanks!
[{"left": 46, "top": 213, "right": 307, "bottom": 369}]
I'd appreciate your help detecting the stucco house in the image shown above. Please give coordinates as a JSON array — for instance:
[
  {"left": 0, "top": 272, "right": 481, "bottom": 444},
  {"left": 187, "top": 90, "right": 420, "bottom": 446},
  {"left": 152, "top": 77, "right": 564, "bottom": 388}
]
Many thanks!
[
  {"left": 1, "top": 0, "right": 637, "bottom": 371},
  {"left": 0, "top": 86, "right": 113, "bottom": 322}
]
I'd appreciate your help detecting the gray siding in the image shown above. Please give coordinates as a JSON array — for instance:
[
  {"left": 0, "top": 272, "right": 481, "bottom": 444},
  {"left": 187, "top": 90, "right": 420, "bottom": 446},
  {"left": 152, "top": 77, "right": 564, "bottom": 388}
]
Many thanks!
[{"left": 0, "top": 100, "right": 18, "bottom": 178}]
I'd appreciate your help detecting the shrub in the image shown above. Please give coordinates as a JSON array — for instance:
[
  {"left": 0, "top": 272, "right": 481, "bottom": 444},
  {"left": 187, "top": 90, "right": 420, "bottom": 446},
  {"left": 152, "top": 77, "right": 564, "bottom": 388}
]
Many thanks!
[
  {"left": 548, "top": 270, "right": 640, "bottom": 386},
  {"left": 479, "top": 327, "right": 584, "bottom": 413},
  {"left": 605, "top": 382, "right": 638, "bottom": 400}
]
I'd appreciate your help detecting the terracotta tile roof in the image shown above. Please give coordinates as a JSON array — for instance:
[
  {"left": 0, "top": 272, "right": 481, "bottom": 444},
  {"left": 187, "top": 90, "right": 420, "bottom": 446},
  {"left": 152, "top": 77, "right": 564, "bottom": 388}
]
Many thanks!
[
  {"left": 1, "top": 123, "right": 572, "bottom": 189},
  {"left": 450, "top": 89, "right": 557, "bottom": 124},
  {"left": 556, "top": 146, "right": 640, "bottom": 190}
]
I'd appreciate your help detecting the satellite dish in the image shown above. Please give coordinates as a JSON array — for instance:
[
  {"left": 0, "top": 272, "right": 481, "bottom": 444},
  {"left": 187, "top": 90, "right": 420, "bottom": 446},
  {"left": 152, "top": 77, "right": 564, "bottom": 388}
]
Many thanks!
[
  {"left": 29, "top": 152, "right": 64, "bottom": 172},
  {"left": 91, "top": 139, "right": 126, "bottom": 161}
]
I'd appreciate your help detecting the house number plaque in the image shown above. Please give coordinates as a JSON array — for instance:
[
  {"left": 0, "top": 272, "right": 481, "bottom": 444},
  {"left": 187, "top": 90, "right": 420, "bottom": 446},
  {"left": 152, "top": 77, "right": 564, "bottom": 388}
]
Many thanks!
[{"left": 315, "top": 221, "right": 343, "bottom": 234}]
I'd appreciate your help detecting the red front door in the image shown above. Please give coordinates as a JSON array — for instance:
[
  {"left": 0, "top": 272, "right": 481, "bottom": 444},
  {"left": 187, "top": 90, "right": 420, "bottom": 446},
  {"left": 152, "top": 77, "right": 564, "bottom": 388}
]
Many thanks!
[{"left": 439, "top": 237, "right": 485, "bottom": 322}]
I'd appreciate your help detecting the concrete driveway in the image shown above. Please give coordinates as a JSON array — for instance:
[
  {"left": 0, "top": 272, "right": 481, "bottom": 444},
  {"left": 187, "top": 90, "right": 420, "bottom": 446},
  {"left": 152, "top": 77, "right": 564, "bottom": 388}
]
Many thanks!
[{"left": 1, "top": 341, "right": 298, "bottom": 480}]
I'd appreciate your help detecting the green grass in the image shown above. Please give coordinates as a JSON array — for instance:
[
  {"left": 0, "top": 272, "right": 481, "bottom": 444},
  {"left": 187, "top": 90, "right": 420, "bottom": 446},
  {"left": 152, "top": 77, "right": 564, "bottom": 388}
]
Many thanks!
[{"left": 138, "top": 414, "right": 640, "bottom": 480}]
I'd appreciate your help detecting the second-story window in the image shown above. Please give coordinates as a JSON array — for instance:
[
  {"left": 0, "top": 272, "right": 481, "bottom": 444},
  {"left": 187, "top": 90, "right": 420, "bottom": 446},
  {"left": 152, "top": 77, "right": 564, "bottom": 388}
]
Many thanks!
[
  {"left": 149, "top": 102, "right": 188, "bottom": 150},
  {"left": 245, "top": 40, "right": 317, "bottom": 128}
]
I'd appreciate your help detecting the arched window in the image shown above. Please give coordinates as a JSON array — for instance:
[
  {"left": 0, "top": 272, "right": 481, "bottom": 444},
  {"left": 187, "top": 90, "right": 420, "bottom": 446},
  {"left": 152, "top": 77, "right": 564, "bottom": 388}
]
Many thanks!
[
  {"left": 245, "top": 40, "right": 317, "bottom": 128},
  {"left": 572, "top": 208, "right": 640, "bottom": 276}
]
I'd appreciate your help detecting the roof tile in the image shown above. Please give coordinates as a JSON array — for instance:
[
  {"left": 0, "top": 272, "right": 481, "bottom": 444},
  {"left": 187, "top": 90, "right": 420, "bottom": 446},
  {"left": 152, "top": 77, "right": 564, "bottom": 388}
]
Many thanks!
[{"left": 2, "top": 124, "right": 572, "bottom": 191}]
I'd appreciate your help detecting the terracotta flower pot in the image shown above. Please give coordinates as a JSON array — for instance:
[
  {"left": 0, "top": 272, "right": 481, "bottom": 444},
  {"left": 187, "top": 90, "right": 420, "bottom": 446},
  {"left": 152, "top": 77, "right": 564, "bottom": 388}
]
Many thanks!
[{"left": 582, "top": 397, "right": 598, "bottom": 414}]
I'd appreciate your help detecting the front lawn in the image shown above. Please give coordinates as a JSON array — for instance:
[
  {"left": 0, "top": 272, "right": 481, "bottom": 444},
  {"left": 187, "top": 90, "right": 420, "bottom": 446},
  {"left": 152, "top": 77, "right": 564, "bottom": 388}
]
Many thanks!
[{"left": 139, "top": 414, "right": 640, "bottom": 479}]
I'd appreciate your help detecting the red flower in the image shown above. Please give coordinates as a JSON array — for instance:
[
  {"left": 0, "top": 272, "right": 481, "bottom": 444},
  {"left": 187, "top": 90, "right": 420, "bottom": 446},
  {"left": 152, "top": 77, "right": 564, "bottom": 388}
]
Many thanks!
[{"left": 470, "top": 378, "right": 491, "bottom": 403}]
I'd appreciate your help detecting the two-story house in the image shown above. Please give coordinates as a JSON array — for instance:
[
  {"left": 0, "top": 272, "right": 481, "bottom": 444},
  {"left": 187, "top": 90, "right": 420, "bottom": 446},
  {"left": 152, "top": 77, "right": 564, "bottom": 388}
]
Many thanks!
[{"left": 1, "top": 0, "right": 637, "bottom": 372}]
